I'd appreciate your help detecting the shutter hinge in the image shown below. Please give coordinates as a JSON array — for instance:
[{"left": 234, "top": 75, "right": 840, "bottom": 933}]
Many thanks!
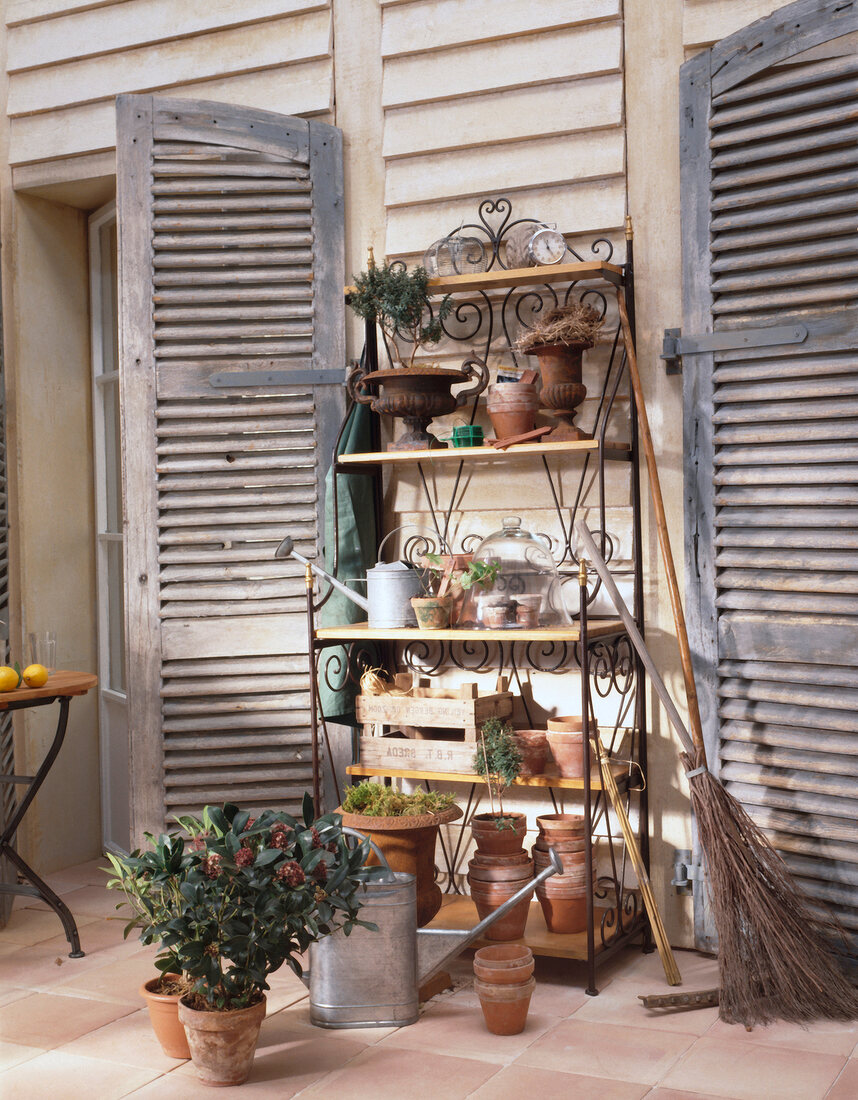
[
  {"left": 661, "top": 323, "right": 807, "bottom": 375},
  {"left": 671, "top": 848, "right": 704, "bottom": 895}
]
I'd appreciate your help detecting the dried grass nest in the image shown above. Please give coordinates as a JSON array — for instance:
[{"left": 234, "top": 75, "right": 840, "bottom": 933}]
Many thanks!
[{"left": 515, "top": 302, "right": 604, "bottom": 353}]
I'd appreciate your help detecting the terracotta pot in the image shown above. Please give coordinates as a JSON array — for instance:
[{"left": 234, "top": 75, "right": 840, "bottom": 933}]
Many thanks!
[
  {"left": 536, "top": 813, "right": 585, "bottom": 839},
  {"left": 474, "top": 959, "right": 534, "bottom": 985},
  {"left": 474, "top": 976, "right": 535, "bottom": 1035},
  {"left": 338, "top": 803, "right": 462, "bottom": 926},
  {"left": 411, "top": 595, "right": 453, "bottom": 630},
  {"left": 526, "top": 343, "right": 590, "bottom": 440},
  {"left": 546, "top": 715, "right": 585, "bottom": 733},
  {"left": 534, "top": 836, "right": 586, "bottom": 855},
  {"left": 139, "top": 974, "right": 190, "bottom": 1060},
  {"left": 512, "top": 729, "right": 548, "bottom": 777},
  {"left": 469, "top": 880, "right": 531, "bottom": 941},
  {"left": 536, "top": 866, "right": 597, "bottom": 934},
  {"left": 546, "top": 731, "right": 586, "bottom": 778},
  {"left": 469, "top": 849, "right": 532, "bottom": 868},
  {"left": 486, "top": 382, "right": 538, "bottom": 440},
  {"left": 468, "top": 856, "right": 534, "bottom": 883},
  {"left": 178, "top": 995, "right": 267, "bottom": 1087},
  {"left": 533, "top": 847, "right": 585, "bottom": 872},
  {"left": 473, "top": 944, "right": 534, "bottom": 985},
  {"left": 471, "top": 812, "right": 527, "bottom": 857},
  {"left": 482, "top": 603, "right": 513, "bottom": 628}
]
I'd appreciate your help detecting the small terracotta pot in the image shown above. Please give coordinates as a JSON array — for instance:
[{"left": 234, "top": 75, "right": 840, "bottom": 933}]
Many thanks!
[
  {"left": 468, "top": 856, "right": 534, "bottom": 883},
  {"left": 179, "top": 995, "right": 266, "bottom": 1087},
  {"left": 536, "top": 813, "right": 586, "bottom": 841},
  {"left": 474, "top": 976, "right": 536, "bottom": 1034},
  {"left": 546, "top": 731, "right": 586, "bottom": 778},
  {"left": 139, "top": 974, "right": 190, "bottom": 1060},
  {"left": 482, "top": 603, "right": 513, "bottom": 629},
  {"left": 512, "top": 729, "right": 548, "bottom": 777},
  {"left": 474, "top": 959, "right": 534, "bottom": 985},
  {"left": 486, "top": 383, "right": 538, "bottom": 440},
  {"left": 469, "top": 881, "right": 531, "bottom": 940},
  {"left": 536, "top": 867, "right": 597, "bottom": 934},
  {"left": 546, "top": 715, "right": 585, "bottom": 733},
  {"left": 533, "top": 847, "right": 585, "bottom": 872},
  {"left": 469, "top": 850, "right": 532, "bottom": 868},
  {"left": 474, "top": 944, "right": 534, "bottom": 985},
  {"left": 471, "top": 812, "right": 527, "bottom": 856},
  {"left": 411, "top": 595, "right": 453, "bottom": 630}
]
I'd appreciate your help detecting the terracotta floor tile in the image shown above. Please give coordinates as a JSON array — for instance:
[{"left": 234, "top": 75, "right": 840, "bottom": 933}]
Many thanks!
[
  {"left": 827, "top": 1059, "right": 858, "bottom": 1099},
  {"left": 0, "top": 907, "right": 99, "bottom": 946},
  {"left": 0, "top": 936, "right": 128, "bottom": 990},
  {"left": 467, "top": 1063, "right": 649, "bottom": 1099},
  {"left": 645, "top": 1091, "right": 733, "bottom": 1100},
  {"left": 0, "top": 1038, "right": 42, "bottom": 1071},
  {"left": 446, "top": 977, "right": 590, "bottom": 1021},
  {"left": 660, "top": 1037, "right": 845, "bottom": 1100},
  {"left": 56, "top": 1007, "right": 186, "bottom": 1072},
  {"left": 516, "top": 1018, "right": 696, "bottom": 1085},
  {"left": 0, "top": 984, "right": 31, "bottom": 1009},
  {"left": 42, "top": 859, "right": 109, "bottom": 894},
  {"left": 0, "top": 991, "right": 134, "bottom": 1049},
  {"left": 621, "top": 949, "right": 720, "bottom": 991},
  {"left": 53, "top": 950, "right": 165, "bottom": 1004},
  {"left": 297, "top": 1044, "right": 499, "bottom": 1100},
  {"left": 706, "top": 1016, "right": 858, "bottom": 1057},
  {"left": 571, "top": 978, "right": 719, "bottom": 1035},
  {"left": 0, "top": 1049, "right": 159, "bottom": 1098},
  {"left": 30, "top": 884, "right": 128, "bottom": 919},
  {"left": 382, "top": 996, "right": 559, "bottom": 1063}
]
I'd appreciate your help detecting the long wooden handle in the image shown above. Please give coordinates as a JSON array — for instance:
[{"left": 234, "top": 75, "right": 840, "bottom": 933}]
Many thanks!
[
  {"left": 593, "top": 730, "right": 682, "bottom": 986},
  {"left": 616, "top": 290, "right": 706, "bottom": 759}
]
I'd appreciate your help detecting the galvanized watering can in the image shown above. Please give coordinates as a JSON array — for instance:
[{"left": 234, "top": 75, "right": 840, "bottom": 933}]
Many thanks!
[
  {"left": 276, "top": 527, "right": 423, "bottom": 628},
  {"left": 305, "top": 828, "right": 564, "bottom": 1028}
]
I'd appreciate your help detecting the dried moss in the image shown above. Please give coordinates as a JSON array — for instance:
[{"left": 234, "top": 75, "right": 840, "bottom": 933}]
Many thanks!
[
  {"left": 515, "top": 302, "right": 604, "bottom": 353},
  {"left": 342, "top": 781, "right": 456, "bottom": 817}
]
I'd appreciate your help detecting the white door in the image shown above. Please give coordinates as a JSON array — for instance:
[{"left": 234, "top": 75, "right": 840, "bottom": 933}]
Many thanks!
[{"left": 89, "top": 200, "right": 130, "bottom": 850}]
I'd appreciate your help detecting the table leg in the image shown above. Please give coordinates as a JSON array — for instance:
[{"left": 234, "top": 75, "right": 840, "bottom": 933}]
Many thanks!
[{"left": 0, "top": 697, "right": 85, "bottom": 957}]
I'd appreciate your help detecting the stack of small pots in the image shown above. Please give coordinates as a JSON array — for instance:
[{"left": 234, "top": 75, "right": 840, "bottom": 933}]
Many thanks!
[
  {"left": 485, "top": 381, "right": 539, "bottom": 439},
  {"left": 545, "top": 715, "right": 588, "bottom": 779},
  {"left": 533, "top": 814, "right": 595, "bottom": 934},
  {"left": 468, "top": 812, "right": 532, "bottom": 941},
  {"left": 473, "top": 944, "right": 535, "bottom": 1035}
]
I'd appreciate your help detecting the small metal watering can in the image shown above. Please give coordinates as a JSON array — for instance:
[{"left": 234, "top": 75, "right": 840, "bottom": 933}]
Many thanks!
[
  {"left": 276, "top": 527, "right": 423, "bottom": 628},
  {"left": 306, "top": 829, "right": 564, "bottom": 1028}
]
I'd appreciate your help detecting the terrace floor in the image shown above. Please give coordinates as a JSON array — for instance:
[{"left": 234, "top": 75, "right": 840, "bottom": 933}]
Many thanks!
[{"left": 0, "top": 859, "right": 857, "bottom": 1098}]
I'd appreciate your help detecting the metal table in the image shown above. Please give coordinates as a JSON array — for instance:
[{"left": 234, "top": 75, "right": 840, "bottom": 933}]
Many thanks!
[{"left": 0, "top": 670, "right": 98, "bottom": 957}]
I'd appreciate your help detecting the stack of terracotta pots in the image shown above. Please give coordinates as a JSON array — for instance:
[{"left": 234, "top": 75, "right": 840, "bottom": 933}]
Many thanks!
[
  {"left": 533, "top": 814, "right": 595, "bottom": 933},
  {"left": 468, "top": 812, "right": 532, "bottom": 941},
  {"left": 485, "top": 382, "right": 539, "bottom": 439},
  {"left": 473, "top": 944, "right": 535, "bottom": 1035},
  {"left": 545, "top": 715, "right": 588, "bottom": 778}
]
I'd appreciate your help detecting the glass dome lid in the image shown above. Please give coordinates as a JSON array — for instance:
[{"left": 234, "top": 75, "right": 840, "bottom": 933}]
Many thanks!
[{"left": 458, "top": 517, "right": 571, "bottom": 630}]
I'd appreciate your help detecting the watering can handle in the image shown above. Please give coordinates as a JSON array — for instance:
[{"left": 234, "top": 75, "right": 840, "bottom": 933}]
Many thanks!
[{"left": 340, "top": 826, "right": 396, "bottom": 881}]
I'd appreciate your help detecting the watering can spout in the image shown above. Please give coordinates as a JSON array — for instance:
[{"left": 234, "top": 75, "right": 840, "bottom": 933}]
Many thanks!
[
  {"left": 416, "top": 847, "right": 564, "bottom": 986},
  {"left": 275, "top": 535, "right": 370, "bottom": 612}
]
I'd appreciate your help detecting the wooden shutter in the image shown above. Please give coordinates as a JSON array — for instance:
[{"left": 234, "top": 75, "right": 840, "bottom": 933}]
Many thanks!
[
  {"left": 681, "top": 0, "right": 858, "bottom": 955},
  {"left": 117, "top": 95, "right": 344, "bottom": 839}
]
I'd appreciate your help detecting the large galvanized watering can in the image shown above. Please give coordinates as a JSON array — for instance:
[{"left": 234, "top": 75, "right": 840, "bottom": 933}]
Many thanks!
[
  {"left": 276, "top": 527, "right": 422, "bottom": 628},
  {"left": 306, "top": 828, "right": 564, "bottom": 1028}
]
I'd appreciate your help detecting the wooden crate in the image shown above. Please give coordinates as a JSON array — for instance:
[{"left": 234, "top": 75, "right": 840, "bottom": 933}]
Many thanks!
[
  {"left": 356, "top": 674, "right": 512, "bottom": 741},
  {"left": 357, "top": 734, "right": 478, "bottom": 774}
]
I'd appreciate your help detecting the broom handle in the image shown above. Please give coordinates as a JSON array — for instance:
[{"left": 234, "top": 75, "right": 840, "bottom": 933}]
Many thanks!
[
  {"left": 575, "top": 520, "right": 696, "bottom": 759},
  {"left": 593, "top": 730, "right": 682, "bottom": 986},
  {"left": 616, "top": 289, "right": 706, "bottom": 760}
]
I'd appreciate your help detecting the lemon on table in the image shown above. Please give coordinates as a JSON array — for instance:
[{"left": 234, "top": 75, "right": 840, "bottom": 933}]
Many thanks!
[
  {"left": 22, "top": 664, "right": 49, "bottom": 688},
  {"left": 0, "top": 666, "right": 20, "bottom": 692}
]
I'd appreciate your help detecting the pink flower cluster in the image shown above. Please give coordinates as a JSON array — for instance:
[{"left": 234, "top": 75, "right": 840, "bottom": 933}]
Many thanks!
[
  {"left": 200, "top": 853, "right": 222, "bottom": 879},
  {"left": 270, "top": 823, "right": 292, "bottom": 850},
  {"left": 234, "top": 848, "right": 255, "bottom": 869},
  {"left": 276, "top": 861, "right": 306, "bottom": 887}
]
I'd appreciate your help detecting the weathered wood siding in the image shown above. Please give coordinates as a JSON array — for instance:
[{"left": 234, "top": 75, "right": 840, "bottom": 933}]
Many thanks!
[{"left": 5, "top": 0, "right": 334, "bottom": 169}]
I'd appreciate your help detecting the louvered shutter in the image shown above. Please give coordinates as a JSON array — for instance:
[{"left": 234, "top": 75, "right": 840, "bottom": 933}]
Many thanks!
[
  {"left": 117, "top": 96, "right": 344, "bottom": 839},
  {"left": 681, "top": 1, "right": 858, "bottom": 955}
]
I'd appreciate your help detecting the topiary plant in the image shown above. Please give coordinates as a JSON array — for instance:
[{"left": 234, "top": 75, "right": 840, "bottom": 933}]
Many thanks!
[{"left": 473, "top": 717, "right": 522, "bottom": 825}]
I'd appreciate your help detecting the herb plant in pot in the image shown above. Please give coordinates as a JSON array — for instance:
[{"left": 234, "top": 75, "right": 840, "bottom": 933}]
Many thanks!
[
  {"left": 338, "top": 782, "right": 461, "bottom": 926},
  {"left": 420, "top": 553, "right": 500, "bottom": 627},
  {"left": 515, "top": 301, "right": 604, "bottom": 441},
  {"left": 117, "top": 799, "right": 373, "bottom": 1087},
  {"left": 468, "top": 718, "right": 533, "bottom": 940}
]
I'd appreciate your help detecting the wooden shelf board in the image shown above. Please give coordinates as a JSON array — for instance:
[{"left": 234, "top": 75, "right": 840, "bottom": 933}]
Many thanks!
[
  {"left": 336, "top": 439, "right": 630, "bottom": 467},
  {"left": 316, "top": 621, "right": 624, "bottom": 643},
  {"left": 0, "top": 670, "right": 97, "bottom": 707},
  {"left": 346, "top": 763, "right": 626, "bottom": 791},
  {"left": 429, "top": 896, "right": 609, "bottom": 960},
  {"left": 345, "top": 260, "right": 624, "bottom": 298}
]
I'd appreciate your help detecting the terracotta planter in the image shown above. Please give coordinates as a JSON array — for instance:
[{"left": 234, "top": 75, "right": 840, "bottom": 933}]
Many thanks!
[
  {"left": 514, "top": 595, "right": 542, "bottom": 628},
  {"left": 536, "top": 812, "right": 585, "bottom": 840},
  {"left": 474, "top": 976, "right": 536, "bottom": 1035},
  {"left": 526, "top": 343, "right": 590, "bottom": 441},
  {"left": 546, "top": 730, "right": 586, "bottom": 778},
  {"left": 512, "top": 729, "right": 548, "bottom": 777},
  {"left": 468, "top": 856, "right": 534, "bottom": 884},
  {"left": 536, "top": 866, "right": 597, "bottom": 934},
  {"left": 338, "top": 804, "right": 462, "bottom": 926},
  {"left": 486, "top": 382, "right": 538, "bottom": 440},
  {"left": 471, "top": 812, "right": 527, "bottom": 857},
  {"left": 546, "top": 715, "right": 585, "bottom": 733},
  {"left": 411, "top": 595, "right": 453, "bottom": 630},
  {"left": 178, "top": 995, "right": 267, "bottom": 1087},
  {"left": 469, "top": 880, "right": 532, "bottom": 941},
  {"left": 473, "top": 944, "right": 534, "bottom": 985},
  {"left": 139, "top": 973, "right": 190, "bottom": 1060},
  {"left": 418, "top": 553, "right": 474, "bottom": 624}
]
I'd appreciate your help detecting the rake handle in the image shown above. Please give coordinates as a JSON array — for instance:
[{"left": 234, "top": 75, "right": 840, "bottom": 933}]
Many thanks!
[{"left": 616, "top": 289, "right": 706, "bottom": 760}]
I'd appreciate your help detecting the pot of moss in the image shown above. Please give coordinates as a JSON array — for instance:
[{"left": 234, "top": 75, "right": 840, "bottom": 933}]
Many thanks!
[{"left": 338, "top": 782, "right": 461, "bottom": 926}]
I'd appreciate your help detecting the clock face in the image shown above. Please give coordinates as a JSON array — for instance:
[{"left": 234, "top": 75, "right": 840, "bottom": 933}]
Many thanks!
[{"left": 529, "top": 228, "right": 566, "bottom": 265}]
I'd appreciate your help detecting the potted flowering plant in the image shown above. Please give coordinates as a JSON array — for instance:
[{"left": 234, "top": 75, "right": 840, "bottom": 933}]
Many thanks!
[{"left": 108, "top": 797, "right": 373, "bottom": 1087}]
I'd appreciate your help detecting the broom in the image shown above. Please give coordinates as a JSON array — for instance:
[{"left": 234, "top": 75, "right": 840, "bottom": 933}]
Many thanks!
[{"left": 577, "top": 521, "right": 858, "bottom": 1026}]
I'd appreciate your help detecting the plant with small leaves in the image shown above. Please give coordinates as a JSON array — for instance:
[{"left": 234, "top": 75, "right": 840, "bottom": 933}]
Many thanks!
[
  {"left": 422, "top": 553, "right": 500, "bottom": 596},
  {"left": 342, "top": 781, "right": 456, "bottom": 818},
  {"left": 348, "top": 260, "right": 453, "bottom": 368},
  {"left": 473, "top": 717, "right": 522, "bottom": 824}
]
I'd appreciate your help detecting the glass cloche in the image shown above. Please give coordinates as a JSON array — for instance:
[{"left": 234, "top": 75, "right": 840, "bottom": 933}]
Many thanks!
[{"left": 458, "top": 517, "right": 572, "bottom": 629}]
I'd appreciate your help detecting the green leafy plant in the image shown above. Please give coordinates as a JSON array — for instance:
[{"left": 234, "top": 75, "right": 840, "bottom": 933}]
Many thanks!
[
  {"left": 348, "top": 260, "right": 453, "bottom": 368},
  {"left": 342, "top": 781, "right": 455, "bottom": 818},
  {"left": 422, "top": 553, "right": 500, "bottom": 595},
  {"left": 106, "top": 796, "right": 374, "bottom": 1012},
  {"left": 473, "top": 717, "right": 522, "bottom": 824}
]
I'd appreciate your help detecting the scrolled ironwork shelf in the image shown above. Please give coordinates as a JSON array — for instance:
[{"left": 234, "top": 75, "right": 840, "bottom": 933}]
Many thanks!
[
  {"left": 335, "top": 439, "right": 631, "bottom": 468},
  {"left": 315, "top": 621, "right": 625, "bottom": 643}
]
